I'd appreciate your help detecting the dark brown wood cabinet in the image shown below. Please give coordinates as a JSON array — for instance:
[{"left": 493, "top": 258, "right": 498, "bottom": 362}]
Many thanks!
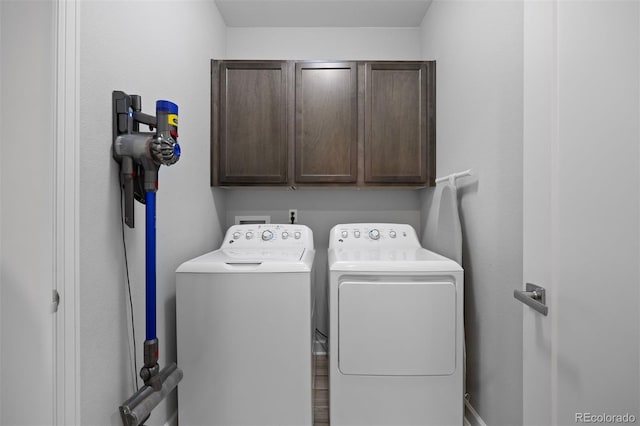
[
  {"left": 211, "top": 60, "right": 435, "bottom": 187},
  {"left": 295, "top": 62, "right": 358, "bottom": 183},
  {"left": 365, "top": 62, "right": 435, "bottom": 184},
  {"left": 213, "top": 61, "right": 289, "bottom": 185}
]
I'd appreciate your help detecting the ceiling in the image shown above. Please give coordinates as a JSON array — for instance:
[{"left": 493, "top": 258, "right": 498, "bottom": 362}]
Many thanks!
[{"left": 215, "top": 0, "right": 433, "bottom": 28}]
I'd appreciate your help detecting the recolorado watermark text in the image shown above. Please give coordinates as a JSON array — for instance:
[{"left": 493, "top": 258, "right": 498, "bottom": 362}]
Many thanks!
[{"left": 576, "top": 413, "right": 637, "bottom": 423}]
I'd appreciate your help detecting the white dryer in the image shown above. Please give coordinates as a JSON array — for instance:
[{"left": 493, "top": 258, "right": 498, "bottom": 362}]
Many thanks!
[
  {"left": 176, "top": 224, "right": 315, "bottom": 426},
  {"left": 328, "top": 223, "right": 463, "bottom": 426}
]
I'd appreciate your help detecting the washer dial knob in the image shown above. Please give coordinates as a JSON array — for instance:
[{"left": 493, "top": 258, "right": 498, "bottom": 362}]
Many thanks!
[
  {"left": 261, "top": 230, "right": 274, "bottom": 241},
  {"left": 282, "top": 231, "right": 289, "bottom": 240},
  {"left": 245, "top": 231, "right": 254, "bottom": 240},
  {"left": 341, "top": 230, "right": 349, "bottom": 238},
  {"left": 354, "top": 230, "right": 361, "bottom": 238},
  {"left": 294, "top": 231, "right": 302, "bottom": 239},
  {"left": 389, "top": 230, "right": 397, "bottom": 238},
  {"left": 369, "top": 229, "right": 380, "bottom": 240},
  {"left": 232, "top": 232, "right": 241, "bottom": 240}
]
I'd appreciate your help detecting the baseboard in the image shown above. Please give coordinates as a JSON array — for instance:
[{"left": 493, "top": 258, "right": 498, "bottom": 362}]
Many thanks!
[
  {"left": 464, "top": 400, "right": 488, "bottom": 426},
  {"left": 164, "top": 410, "right": 178, "bottom": 426}
]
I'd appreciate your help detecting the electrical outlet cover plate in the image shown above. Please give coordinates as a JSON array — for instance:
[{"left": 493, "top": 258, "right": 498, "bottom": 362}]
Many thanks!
[{"left": 289, "top": 209, "right": 298, "bottom": 224}]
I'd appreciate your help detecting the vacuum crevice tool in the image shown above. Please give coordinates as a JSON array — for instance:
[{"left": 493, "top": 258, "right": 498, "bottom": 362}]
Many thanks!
[{"left": 119, "top": 363, "right": 183, "bottom": 426}]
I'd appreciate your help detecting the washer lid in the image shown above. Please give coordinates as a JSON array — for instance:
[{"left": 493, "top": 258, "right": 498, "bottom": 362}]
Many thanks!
[
  {"left": 176, "top": 247, "right": 314, "bottom": 273},
  {"left": 329, "top": 247, "right": 462, "bottom": 272}
]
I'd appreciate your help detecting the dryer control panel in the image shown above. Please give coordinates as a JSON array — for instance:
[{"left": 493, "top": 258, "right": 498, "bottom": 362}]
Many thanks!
[
  {"left": 222, "top": 224, "right": 314, "bottom": 249},
  {"left": 329, "top": 223, "right": 420, "bottom": 249}
]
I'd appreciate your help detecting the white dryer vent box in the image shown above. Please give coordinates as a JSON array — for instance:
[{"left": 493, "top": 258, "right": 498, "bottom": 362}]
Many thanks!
[{"left": 235, "top": 215, "right": 270, "bottom": 225}]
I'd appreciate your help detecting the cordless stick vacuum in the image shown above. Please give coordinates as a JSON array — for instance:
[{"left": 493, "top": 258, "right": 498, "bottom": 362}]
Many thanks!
[{"left": 112, "top": 90, "right": 183, "bottom": 426}]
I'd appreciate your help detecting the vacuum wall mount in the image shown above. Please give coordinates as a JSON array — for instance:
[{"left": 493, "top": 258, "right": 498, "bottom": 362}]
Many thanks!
[{"left": 112, "top": 90, "right": 181, "bottom": 228}]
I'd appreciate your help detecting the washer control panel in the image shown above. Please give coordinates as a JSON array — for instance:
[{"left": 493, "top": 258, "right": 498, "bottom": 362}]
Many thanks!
[
  {"left": 222, "top": 224, "right": 314, "bottom": 249},
  {"left": 329, "top": 223, "right": 420, "bottom": 248}
]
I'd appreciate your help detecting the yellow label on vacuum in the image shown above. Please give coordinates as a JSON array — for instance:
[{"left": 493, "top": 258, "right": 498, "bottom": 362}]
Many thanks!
[{"left": 168, "top": 114, "right": 178, "bottom": 127}]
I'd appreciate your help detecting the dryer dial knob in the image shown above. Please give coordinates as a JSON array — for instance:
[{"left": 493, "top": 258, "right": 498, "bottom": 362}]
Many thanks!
[
  {"left": 245, "top": 232, "right": 254, "bottom": 240},
  {"left": 341, "top": 230, "right": 349, "bottom": 238},
  {"left": 282, "top": 231, "right": 289, "bottom": 240},
  {"left": 389, "top": 230, "right": 397, "bottom": 238},
  {"left": 232, "top": 232, "right": 241, "bottom": 240},
  {"left": 369, "top": 229, "right": 380, "bottom": 240},
  {"left": 261, "top": 230, "right": 274, "bottom": 241},
  {"left": 294, "top": 231, "right": 301, "bottom": 239},
  {"left": 354, "top": 230, "right": 361, "bottom": 238}
]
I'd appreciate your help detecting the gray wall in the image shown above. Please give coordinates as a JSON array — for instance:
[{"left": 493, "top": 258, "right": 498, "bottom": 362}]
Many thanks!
[
  {"left": 79, "top": 2, "right": 227, "bottom": 424},
  {"left": 420, "top": 2, "right": 524, "bottom": 425},
  {"left": 225, "top": 27, "right": 425, "bottom": 337}
]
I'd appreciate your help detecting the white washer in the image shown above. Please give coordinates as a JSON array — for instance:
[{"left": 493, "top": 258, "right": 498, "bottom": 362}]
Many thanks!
[
  {"left": 328, "top": 223, "right": 464, "bottom": 426},
  {"left": 176, "top": 224, "right": 315, "bottom": 426}
]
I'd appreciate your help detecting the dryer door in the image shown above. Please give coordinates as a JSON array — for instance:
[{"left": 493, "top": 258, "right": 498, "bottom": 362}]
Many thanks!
[{"left": 338, "top": 278, "right": 456, "bottom": 376}]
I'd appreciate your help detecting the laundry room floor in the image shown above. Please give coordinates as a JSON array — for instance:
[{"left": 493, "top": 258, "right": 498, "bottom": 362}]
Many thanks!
[{"left": 313, "top": 354, "right": 329, "bottom": 425}]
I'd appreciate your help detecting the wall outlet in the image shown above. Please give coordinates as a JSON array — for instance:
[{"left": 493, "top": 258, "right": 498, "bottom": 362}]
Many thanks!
[{"left": 288, "top": 209, "right": 298, "bottom": 224}]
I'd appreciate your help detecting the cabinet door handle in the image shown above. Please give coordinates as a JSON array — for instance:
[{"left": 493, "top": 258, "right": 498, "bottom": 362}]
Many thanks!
[{"left": 514, "top": 283, "right": 548, "bottom": 316}]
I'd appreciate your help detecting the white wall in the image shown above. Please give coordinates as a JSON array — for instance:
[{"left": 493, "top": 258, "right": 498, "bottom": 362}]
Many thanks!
[
  {"left": 420, "top": 2, "right": 524, "bottom": 425},
  {"left": 0, "top": 1, "right": 56, "bottom": 424},
  {"left": 225, "top": 27, "right": 424, "bottom": 337},
  {"left": 226, "top": 27, "right": 421, "bottom": 60},
  {"left": 79, "top": 2, "right": 227, "bottom": 424}
]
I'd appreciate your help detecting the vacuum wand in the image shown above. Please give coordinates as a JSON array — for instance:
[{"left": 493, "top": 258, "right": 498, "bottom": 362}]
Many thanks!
[{"left": 112, "top": 91, "right": 183, "bottom": 426}]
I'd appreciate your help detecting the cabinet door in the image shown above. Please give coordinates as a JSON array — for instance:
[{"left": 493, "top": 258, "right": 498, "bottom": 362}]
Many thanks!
[
  {"left": 218, "top": 61, "right": 288, "bottom": 184},
  {"left": 295, "top": 62, "right": 357, "bottom": 183},
  {"left": 364, "top": 62, "right": 435, "bottom": 184}
]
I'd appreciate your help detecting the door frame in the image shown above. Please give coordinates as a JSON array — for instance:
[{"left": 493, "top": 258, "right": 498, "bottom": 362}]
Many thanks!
[{"left": 54, "top": 0, "right": 80, "bottom": 424}]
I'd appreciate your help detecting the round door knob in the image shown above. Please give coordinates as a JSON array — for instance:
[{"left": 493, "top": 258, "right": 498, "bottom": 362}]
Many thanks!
[
  {"left": 369, "top": 229, "right": 380, "bottom": 240},
  {"left": 261, "top": 230, "right": 274, "bottom": 241},
  {"left": 282, "top": 231, "right": 289, "bottom": 240},
  {"left": 246, "top": 232, "right": 254, "bottom": 240},
  {"left": 389, "top": 230, "right": 397, "bottom": 238},
  {"left": 232, "top": 232, "right": 241, "bottom": 240}
]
